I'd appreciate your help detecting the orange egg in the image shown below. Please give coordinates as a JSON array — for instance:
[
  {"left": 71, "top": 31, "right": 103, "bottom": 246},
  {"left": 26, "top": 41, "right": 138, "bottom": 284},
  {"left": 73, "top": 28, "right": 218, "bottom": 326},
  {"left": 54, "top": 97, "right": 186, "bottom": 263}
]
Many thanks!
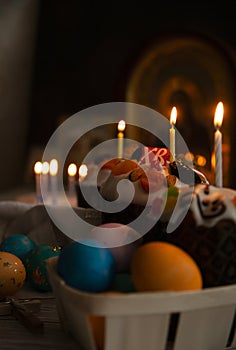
[
  {"left": 131, "top": 241, "right": 203, "bottom": 292},
  {"left": 88, "top": 313, "right": 104, "bottom": 350},
  {"left": 88, "top": 291, "right": 123, "bottom": 350},
  {"left": 0, "top": 251, "right": 26, "bottom": 297}
]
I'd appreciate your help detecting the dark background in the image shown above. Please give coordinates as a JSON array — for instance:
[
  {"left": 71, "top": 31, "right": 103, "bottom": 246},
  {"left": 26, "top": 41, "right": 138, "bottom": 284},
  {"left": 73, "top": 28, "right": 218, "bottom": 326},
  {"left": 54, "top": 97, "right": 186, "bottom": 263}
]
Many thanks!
[{"left": 28, "top": 1, "right": 236, "bottom": 147}]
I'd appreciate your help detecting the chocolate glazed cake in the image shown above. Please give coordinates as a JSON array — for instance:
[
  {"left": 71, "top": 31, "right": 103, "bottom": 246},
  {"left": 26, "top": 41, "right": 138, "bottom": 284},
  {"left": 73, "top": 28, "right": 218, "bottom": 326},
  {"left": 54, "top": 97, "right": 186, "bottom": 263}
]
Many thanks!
[{"left": 159, "top": 183, "right": 236, "bottom": 288}]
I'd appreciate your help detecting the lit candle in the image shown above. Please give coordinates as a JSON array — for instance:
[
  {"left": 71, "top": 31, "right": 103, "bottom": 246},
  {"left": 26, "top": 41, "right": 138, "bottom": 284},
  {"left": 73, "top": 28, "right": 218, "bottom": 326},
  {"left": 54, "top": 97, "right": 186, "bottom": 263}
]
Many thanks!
[
  {"left": 214, "top": 101, "right": 224, "bottom": 187},
  {"left": 41, "top": 161, "right": 49, "bottom": 203},
  {"left": 117, "top": 120, "right": 126, "bottom": 158},
  {"left": 78, "top": 164, "right": 88, "bottom": 181},
  {"left": 67, "top": 163, "right": 77, "bottom": 199},
  {"left": 170, "top": 106, "right": 177, "bottom": 163},
  {"left": 34, "top": 161, "right": 42, "bottom": 204},
  {"left": 49, "top": 158, "right": 58, "bottom": 205},
  {"left": 144, "top": 146, "right": 150, "bottom": 165}
]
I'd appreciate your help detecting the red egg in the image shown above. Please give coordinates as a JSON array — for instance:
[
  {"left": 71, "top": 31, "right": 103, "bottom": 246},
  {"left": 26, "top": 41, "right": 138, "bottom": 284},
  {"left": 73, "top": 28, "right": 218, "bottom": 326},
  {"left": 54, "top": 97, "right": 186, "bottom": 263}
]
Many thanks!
[
  {"left": 91, "top": 223, "right": 142, "bottom": 272},
  {"left": 0, "top": 251, "right": 26, "bottom": 298}
]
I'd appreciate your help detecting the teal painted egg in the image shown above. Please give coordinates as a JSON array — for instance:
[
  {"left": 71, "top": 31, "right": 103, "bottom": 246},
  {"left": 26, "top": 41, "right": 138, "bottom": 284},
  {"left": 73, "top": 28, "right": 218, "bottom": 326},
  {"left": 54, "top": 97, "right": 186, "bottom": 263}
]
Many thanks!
[
  {"left": 24, "top": 244, "right": 61, "bottom": 291},
  {"left": 110, "top": 273, "right": 136, "bottom": 293},
  {"left": 57, "top": 239, "right": 115, "bottom": 293},
  {"left": 0, "top": 234, "right": 36, "bottom": 263}
]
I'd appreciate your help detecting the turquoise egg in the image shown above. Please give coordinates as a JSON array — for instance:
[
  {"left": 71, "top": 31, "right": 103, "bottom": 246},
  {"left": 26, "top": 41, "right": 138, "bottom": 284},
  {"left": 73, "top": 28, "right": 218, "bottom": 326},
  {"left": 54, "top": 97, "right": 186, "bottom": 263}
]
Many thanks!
[
  {"left": 0, "top": 234, "right": 36, "bottom": 262},
  {"left": 24, "top": 244, "right": 61, "bottom": 291},
  {"left": 110, "top": 273, "right": 136, "bottom": 293},
  {"left": 57, "top": 239, "right": 115, "bottom": 293}
]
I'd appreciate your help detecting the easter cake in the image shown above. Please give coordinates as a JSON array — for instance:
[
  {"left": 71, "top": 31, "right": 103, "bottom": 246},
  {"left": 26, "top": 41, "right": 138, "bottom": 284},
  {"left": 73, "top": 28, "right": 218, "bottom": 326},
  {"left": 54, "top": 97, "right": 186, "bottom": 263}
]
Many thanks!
[
  {"left": 99, "top": 157, "right": 168, "bottom": 229},
  {"left": 97, "top": 151, "right": 236, "bottom": 288},
  {"left": 98, "top": 154, "right": 207, "bottom": 239},
  {"left": 156, "top": 183, "right": 236, "bottom": 288}
]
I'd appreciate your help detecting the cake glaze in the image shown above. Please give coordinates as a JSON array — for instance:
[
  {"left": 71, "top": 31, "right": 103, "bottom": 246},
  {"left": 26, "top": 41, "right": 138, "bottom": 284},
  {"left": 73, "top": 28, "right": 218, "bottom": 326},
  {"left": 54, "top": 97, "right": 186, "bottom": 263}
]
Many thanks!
[{"left": 158, "top": 184, "right": 236, "bottom": 287}]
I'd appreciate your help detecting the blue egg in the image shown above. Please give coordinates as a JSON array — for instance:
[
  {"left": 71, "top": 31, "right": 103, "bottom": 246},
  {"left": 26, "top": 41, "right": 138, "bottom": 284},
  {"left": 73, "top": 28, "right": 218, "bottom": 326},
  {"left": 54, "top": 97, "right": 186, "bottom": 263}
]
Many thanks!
[
  {"left": 57, "top": 239, "right": 115, "bottom": 293},
  {"left": 0, "top": 234, "right": 36, "bottom": 262},
  {"left": 24, "top": 244, "right": 61, "bottom": 291}
]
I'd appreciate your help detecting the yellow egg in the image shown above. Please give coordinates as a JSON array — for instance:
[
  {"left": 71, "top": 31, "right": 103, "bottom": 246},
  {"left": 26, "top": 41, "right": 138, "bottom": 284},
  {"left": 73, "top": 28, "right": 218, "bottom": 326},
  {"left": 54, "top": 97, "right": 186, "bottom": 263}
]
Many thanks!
[
  {"left": 131, "top": 241, "right": 203, "bottom": 292},
  {"left": 0, "top": 251, "right": 26, "bottom": 298}
]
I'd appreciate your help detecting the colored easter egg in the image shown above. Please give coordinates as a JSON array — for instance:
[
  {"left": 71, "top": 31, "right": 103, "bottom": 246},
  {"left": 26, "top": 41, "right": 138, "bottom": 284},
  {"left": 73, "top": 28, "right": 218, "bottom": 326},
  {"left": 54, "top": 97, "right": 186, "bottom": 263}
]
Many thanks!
[
  {"left": 91, "top": 223, "right": 142, "bottom": 272},
  {"left": 57, "top": 239, "right": 115, "bottom": 293},
  {"left": 0, "top": 251, "right": 26, "bottom": 297},
  {"left": 0, "top": 234, "right": 36, "bottom": 262},
  {"left": 110, "top": 273, "right": 136, "bottom": 293},
  {"left": 131, "top": 241, "right": 203, "bottom": 292},
  {"left": 89, "top": 291, "right": 123, "bottom": 350},
  {"left": 24, "top": 244, "right": 61, "bottom": 291}
]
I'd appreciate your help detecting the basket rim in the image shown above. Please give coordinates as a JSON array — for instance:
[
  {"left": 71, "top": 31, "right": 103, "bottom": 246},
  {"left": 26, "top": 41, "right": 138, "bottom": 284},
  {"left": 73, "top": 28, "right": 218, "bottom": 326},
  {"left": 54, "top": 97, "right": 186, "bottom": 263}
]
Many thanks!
[{"left": 47, "top": 256, "right": 236, "bottom": 316}]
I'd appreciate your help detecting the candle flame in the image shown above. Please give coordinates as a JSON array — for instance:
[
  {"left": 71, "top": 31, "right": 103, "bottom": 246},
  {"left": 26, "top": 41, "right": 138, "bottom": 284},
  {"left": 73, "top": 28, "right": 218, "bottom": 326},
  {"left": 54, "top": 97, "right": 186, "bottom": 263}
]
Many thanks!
[
  {"left": 170, "top": 106, "right": 177, "bottom": 125},
  {"left": 68, "top": 163, "right": 77, "bottom": 177},
  {"left": 34, "top": 161, "right": 42, "bottom": 175},
  {"left": 195, "top": 155, "right": 207, "bottom": 167},
  {"left": 42, "top": 161, "right": 49, "bottom": 175},
  {"left": 214, "top": 101, "right": 224, "bottom": 128},
  {"left": 184, "top": 152, "right": 194, "bottom": 162},
  {"left": 118, "top": 120, "right": 126, "bottom": 132},
  {"left": 49, "top": 159, "right": 58, "bottom": 176},
  {"left": 211, "top": 151, "right": 216, "bottom": 171},
  {"left": 79, "top": 164, "right": 88, "bottom": 178}
]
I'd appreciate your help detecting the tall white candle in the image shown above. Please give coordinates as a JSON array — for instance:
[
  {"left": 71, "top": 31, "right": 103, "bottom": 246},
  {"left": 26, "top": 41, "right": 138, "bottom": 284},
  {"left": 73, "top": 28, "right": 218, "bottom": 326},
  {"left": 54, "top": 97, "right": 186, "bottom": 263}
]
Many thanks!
[
  {"left": 41, "top": 161, "right": 49, "bottom": 203},
  {"left": 34, "top": 161, "right": 42, "bottom": 204},
  {"left": 78, "top": 164, "right": 88, "bottom": 207},
  {"left": 170, "top": 107, "right": 177, "bottom": 163},
  {"left": 144, "top": 146, "right": 150, "bottom": 165},
  {"left": 49, "top": 159, "right": 58, "bottom": 205},
  {"left": 214, "top": 102, "right": 224, "bottom": 187},
  {"left": 68, "top": 163, "right": 77, "bottom": 199},
  {"left": 117, "top": 120, "right": 126, "bottom": 158},
  {"left": 78, "top": 164, "right": 88, "bottom": 181}
]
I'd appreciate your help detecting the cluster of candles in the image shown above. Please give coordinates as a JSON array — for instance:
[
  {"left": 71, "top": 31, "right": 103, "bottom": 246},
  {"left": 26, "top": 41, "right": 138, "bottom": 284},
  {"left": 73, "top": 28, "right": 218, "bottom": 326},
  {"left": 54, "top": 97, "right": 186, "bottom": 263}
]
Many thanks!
[
  {"left": 34, "top": 159, "right": 59, "bottom": 204},
  {"left": 169, "top": 101, "right": 224, "bottom": 187},
  {"left": 34, "top": 102, "right": 224, "bottom": 204},
  {"left": 34, "top": 159, "right": 89, "bottom": 204}
]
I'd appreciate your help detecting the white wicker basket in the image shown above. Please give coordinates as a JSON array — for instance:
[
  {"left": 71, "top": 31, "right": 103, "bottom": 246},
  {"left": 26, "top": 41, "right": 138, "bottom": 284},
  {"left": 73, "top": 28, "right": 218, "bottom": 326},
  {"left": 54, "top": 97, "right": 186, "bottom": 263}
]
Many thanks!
[{"left": 47, "top": 256, "right": 236, "bottom": 350}]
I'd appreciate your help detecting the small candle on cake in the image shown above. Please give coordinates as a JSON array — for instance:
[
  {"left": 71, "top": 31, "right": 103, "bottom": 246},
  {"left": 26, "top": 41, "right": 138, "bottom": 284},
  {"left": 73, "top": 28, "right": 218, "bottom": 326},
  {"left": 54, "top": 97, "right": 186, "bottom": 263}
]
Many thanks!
[
  {"left": 117, "top": 120, "right": 126, "bottom": 158},
  {"left": 170, "top": 107, "right": 177, "bottom": 163},
  {"left": 214, "top": 101, "right": 224, "bottom": 187}
]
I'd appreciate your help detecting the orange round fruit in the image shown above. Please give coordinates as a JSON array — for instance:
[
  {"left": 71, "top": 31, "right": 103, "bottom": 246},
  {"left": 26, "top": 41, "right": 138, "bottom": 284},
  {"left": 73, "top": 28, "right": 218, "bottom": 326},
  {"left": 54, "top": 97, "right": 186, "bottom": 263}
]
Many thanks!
[{"left": 131, "top": 241, "right": 203, "bottom": 292}]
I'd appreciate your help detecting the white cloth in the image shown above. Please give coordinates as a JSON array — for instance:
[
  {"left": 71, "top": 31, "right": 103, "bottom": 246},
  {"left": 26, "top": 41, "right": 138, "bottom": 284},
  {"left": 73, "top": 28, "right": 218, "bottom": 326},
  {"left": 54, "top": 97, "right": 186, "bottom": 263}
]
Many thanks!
[{"left": 0, "top": 201, "right": 102, "bottom": 246}]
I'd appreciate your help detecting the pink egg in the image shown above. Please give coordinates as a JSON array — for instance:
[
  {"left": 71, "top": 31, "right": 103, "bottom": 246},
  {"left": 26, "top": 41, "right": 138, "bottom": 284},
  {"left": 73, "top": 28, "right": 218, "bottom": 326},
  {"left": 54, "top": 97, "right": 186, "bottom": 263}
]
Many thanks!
[{"left": 91, "top": 223, "right": 142, "bottom": 272}]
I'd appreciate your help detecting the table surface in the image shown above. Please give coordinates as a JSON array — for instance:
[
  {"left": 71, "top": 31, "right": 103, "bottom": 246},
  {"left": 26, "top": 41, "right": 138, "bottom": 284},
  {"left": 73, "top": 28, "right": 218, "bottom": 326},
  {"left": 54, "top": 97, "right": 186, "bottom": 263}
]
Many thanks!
[
  {"left": 0, "top": 189, "right": 86, "bottom": 350},
  {"left": 0, "top": 297, "right": 80, "bottom": 350}
]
